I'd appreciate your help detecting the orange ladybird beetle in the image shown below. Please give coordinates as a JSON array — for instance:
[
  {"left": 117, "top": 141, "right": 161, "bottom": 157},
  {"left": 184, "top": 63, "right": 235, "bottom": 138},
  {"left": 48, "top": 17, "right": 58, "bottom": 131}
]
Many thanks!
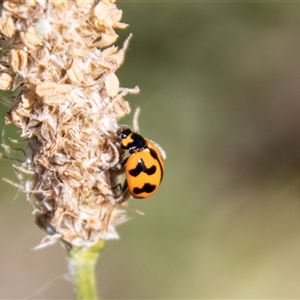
[{"left": 117, "top": 127, "right": 165, "bottom": 199}]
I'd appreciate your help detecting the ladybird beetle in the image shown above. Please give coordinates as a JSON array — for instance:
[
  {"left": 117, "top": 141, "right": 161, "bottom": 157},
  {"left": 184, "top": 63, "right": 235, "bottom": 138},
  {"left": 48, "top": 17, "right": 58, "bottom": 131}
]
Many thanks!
[{"left": 117, "top": 127, "right": 165, "bottom": 199}]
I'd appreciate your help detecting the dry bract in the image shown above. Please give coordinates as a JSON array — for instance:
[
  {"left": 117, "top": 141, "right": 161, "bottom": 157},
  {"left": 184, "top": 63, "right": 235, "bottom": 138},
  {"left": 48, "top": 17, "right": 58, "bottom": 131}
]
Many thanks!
[
  {"left": 21, "top": 91, "right": 35, "bottom": 109},
  {"left": 0, "top": 73, "right": 13, "bottom": 90},
  {"left": 27, "top": 75, "right": 41, "bottom": 86},
  {"left": 20, "top": 27, "right": 43, "bottom": 50},
  {"left": 94, "top": 2, "right": 127, "bottom": 29},
  {"left": 95, "top": 31, "right": 118, "bottom": 48},
  {"left": 3, "top": 1, "right": 26, "bottom": 15},
  {"left": 4, "top": 0, "right": 47, "bottom": 18},
  {"left": 112, "top": 96, "right": 131, "bottom": 118},
  {"left": 105, "top": 73, "right": 120, "bottom": 97},
  {"left": 0, "top": 0, "right": 138, "bottom": 248},
  {"left": 8, "top": 49, "right": 28, "bottom": 72},
  {"left": 0, "top": 14, "right": 16, "bottom": 38},
  {"left": 67, "top": 62, "right": 85, "bottom": 85},
  {"left": 52, "top": 1, "right": 71, "bottom": 10},
  {"left": 36, "top": 81, "right": 73, "bottom": 97}
]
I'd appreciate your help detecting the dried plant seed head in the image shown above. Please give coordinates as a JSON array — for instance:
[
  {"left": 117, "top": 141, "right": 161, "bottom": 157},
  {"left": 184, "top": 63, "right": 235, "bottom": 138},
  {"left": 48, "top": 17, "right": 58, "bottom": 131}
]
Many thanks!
[{"left": 0, "top": 0, "right": 139, "bottom": 249}]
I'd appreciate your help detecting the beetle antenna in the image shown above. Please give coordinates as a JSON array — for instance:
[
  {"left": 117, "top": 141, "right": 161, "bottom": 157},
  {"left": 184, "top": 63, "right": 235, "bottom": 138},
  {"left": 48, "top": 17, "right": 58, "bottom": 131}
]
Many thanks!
[{"left": 133, "top": 106, "right": 140, "bottom": 132}]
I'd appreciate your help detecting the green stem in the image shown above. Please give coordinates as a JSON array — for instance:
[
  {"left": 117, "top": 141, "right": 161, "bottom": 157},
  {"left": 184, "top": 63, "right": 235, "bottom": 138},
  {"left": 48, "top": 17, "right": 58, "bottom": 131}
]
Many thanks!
[{"left": 67, "top": 240, "right": 105, "bottom": 300}]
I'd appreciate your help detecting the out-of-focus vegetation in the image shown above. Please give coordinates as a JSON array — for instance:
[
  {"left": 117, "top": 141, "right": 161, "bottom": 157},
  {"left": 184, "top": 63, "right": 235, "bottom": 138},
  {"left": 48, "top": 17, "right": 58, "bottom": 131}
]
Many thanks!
[{"left": 2, "top": 3, "right": 300, "bottom": 298}]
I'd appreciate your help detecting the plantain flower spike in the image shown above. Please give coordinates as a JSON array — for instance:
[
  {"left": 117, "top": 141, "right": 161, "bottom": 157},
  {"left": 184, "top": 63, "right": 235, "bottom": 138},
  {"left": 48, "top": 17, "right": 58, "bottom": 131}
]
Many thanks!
[{"left": 0, "top": 0, "right": 139, "bottom": 249}]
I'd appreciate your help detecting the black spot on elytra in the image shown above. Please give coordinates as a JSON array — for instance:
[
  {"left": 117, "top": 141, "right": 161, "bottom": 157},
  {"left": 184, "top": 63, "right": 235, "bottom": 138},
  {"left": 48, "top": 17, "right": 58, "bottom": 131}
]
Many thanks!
[
  {"left": 129, "top": 159, "right": 156, "bottom": 177},
  {"left": 149, "top": 148, "right": 163, "bottom": 180},
  {"left": 133, "top": 183, "right": 157, "bottom": 195}
]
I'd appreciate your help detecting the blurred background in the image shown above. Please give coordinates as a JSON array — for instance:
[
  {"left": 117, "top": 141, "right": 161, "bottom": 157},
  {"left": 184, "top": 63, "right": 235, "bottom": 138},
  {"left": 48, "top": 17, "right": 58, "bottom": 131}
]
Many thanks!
[{"left": 2, "top": 2, "right": 300, "bottom": 299}]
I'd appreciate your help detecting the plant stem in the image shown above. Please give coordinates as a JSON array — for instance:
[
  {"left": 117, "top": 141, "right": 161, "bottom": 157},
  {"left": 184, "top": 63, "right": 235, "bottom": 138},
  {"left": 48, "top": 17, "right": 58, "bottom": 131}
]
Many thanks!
[{"left": 67, "top": 240, "right": 105, "bottom": 300}]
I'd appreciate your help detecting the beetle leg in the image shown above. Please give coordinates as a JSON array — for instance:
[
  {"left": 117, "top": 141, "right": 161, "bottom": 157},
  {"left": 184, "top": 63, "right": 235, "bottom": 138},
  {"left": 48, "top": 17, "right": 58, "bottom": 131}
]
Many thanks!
[
  {"left": 122, "top": 179, "right": 128, "bottom": 193},
  {"left": 120, "top": 156, "right": 128, "bottom": 168},
  {"left": 114, "top": 156, "right": 128, "bottom": 172},
  {"left": 120, "top": 180, "right": 131, "bottom": 201}
]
